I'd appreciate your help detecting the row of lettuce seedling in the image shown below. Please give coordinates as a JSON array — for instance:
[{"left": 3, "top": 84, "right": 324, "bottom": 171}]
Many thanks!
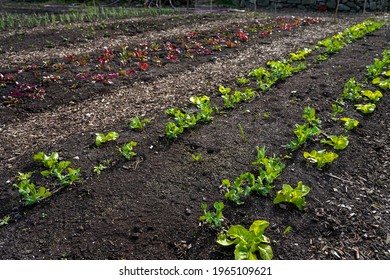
[
  {"left": 9, "top": 118, "right": 149, "bottom": 207},
  {"left": 197, "top": 24, "right": 389, "bottom": 260},
  {"left": 201, "top": 50, "right": 389, "bottom": 260},
  {"left": 163, "top": 20, "right": 384, "bottom": 142}
]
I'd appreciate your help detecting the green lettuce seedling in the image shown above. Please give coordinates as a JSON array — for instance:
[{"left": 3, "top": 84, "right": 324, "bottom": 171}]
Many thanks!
[
  {"left": 253, "top": 172, "right": 275, "bottom": 197},
  {"left": 218, "top": 85, "right": 231, "bottom": 95},
  {"left": 355, "top": 103, "right": 376, "bottom": 114},
  {"left": 191, "top": 153, "right": 202, "bottom": 161},
  {"left": 303, "top": 106, "right": 321, "bottom": 127},
  {"left": 33, "top": 151, "right": 58, "bottom": 169},
  {"left": 0, "top": 215, "right": 10, "bottom": 226},
  {"left": 304, "top": 149, "right": 339, "bottom": 169},
  {"left": 95, "top": 132, "right": 119, "bottom": 147},
  {"left": 190, "top": 95, "right": 213, "bottom": 123},
  {"left": 199, "top": 201, "right": 224, "bottom": 229},
  {"left": 248, "top": 67, "right": 276, "bottom": 91},
  {"left": 340, "top": 117, "right": 359, "bottom": 130},
  {"left": 331, "top": 104, "right": 344, "bottom": 120},
  {"left": 164, "top": 107, "right": 198, "bottom": 140},
  {"left": 165, "top": 122, "right": 184, "bottom": 140},
  {"left": 367, "top": 58, "right": 386, "bottom": 78},
  {"left": 119, "top": 141, "right": 137, "bottom": 160},
  {"left": 13, "top": 172, "right": 51, "bottom": 205},
  {"left": 273, "top": 181, "right": 310, "bottom": 211},
  {"left": 252, "top": 146, "right": 285, "bottom": 186},
  {"left": 289, "top": 48, "right": 312, "bottom": 62},
  {"left": 34, "top": 152, "right": 80, "bottom": 186},
  {"left": 361, "top": 89, "right": 382, "bottom": 103},
  {"left": 129, "top": 116, "right": 150, "bottom": 131},
  {"left": 236, "top": 77, "right": 249, "bottom": 85},
  {"left": 217, "top": 220, "right": 273, "bottom": 260},
  {"left": 222, "top": 172, "right": 254, "bottom": 205},
  {"left": 286, "top": 124, "right": 321, "bottom": 151},
  {"left": 320, "top": 135, "right": 349, "bottom": 150},
  {"left": 341, "top": 77, "right": 362, "bottom": 101},
  {"left": 372, "top": 77, "right": 390, "bottom": 90},
  {"left": 93, "top": 159, "right": 111, "bottom": 175}
]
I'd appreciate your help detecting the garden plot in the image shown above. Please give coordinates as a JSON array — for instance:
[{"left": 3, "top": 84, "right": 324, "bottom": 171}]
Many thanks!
[{"left": 0, "top": 8, "right": 389, "bottom": 260}]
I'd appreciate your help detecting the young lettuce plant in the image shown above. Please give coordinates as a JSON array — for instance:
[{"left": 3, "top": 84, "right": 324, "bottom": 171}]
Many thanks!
[
  {"left": 303, "top": 106, "right": 322, "bottom": 127},
  {"left": 0, "top": 215, "right": 10, "bottom": 226},
  {"left": 165, "top": 122, "right": 184, "bottom": 140},
  {"left": 361, "top": 89, "right": 383, "bottom": 103},
  {"left": 341, "top": 77, "right": 362, "bottom": 101},
  {"left": 273, "top": 181, "right": 310, "bottom": 211},
  {"left": 164, "top": 107, "right": 198, "bottom": 140},
  {"left": 221, "top": 88, "right": 256, "bottom": 109},
  {"left": 119, "top": 141, "right": 137, "bottom": 160},
  {"left": 267, "top": 60, "right": 299, "bottom": 80},
  {"left": 222, "top": 172, "right": 254, "bottom": 205},
  {"left": 236, "top": 77, "right": 249, "bottom": 85},
  {"left": 355, "top": 103, "right": 376, "bottom": 114},
  {"left": 289, "top": 48, "right": 312, "bottom": 62},
  {"left": 366, "top": 58, "right": 387, "bottom": 78},
  {"left": 95, "top": 132, "right": 119, "bottom": 147},
  {"left": 217, "top": 220, "right": 273, "bottom": 260},
  {"left": 34, "top": 152, "right": 80, "bottom": 186},
  {"left": 286, "top": 106, "right": 321, "bottom": 151},
  {"left": 372, "top": 77, "right": 390, "bottom": 90},
  {"left": 331, "top": 103, "right": 344, "bottom": 121},
  {"left": 340, "top": 117, "right": 359, "bottom": 131},
  {"left": 252, "top": 146, "right": 285, "bottom": 189},
  {"left": 320, "top": 135, "right": 349, "bottom": 150},
  {"left": 191, "top": 153, "right": 202, "bottom": 162},
  {"left": 248, "top": 67, "right": 276, "bottom": 92},
  {"left": 13, "top": 172, "right": 51, "bottom": 206},
  {"left": 219, "top": 85, "right": 234, "bottom": 109},
  {"left": 286, "top": 124, "right": 321, "bottom": 151},
  {"left": 199, "top": 201, "right": 224, "bottom": 230},
  {"left": 129, "top": 116, "right": 150, "bottom": 131},
  {"left": 304, "top": 149, "right": 339, "bottom": 169},
  {"left": 190, "top": 95, "right": 214, "bottom": 123}
]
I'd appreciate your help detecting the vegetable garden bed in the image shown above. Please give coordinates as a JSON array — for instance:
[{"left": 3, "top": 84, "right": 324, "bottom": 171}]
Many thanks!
[{"left": 0, "top": 5, "right": 389, "bottom": 260}]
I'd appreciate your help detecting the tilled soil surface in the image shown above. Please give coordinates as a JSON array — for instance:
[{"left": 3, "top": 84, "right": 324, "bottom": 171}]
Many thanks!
[{"left": 0, "top": 7, "right": 389, "bottom": 260}]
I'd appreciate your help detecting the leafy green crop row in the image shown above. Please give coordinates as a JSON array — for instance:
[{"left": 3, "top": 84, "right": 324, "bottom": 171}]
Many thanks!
[
  {"left": 197, "top": 20, "right": 385, "bottom": 260},
  {"left": 0, "top": 7, "right": 179, "bottom": 31},
  {"left": 13, "top": 152, "right": 80, "bottom": 206},
  {"left": 162, "top": 20, "right": 383, "bottom": 143}
]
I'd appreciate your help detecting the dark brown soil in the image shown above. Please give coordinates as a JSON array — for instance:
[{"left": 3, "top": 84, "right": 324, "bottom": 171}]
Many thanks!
[{"left": 0, "top": 6, "right": 389, "bottom": 260}]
